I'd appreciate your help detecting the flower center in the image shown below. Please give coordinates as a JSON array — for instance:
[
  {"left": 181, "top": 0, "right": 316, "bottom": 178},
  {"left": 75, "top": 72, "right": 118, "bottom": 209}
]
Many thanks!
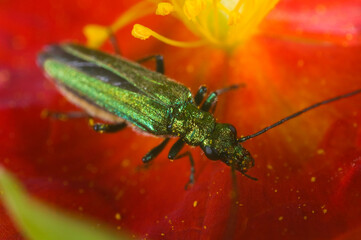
[{"left": 84, "top": 0, "right": 279, "bottom": 51}]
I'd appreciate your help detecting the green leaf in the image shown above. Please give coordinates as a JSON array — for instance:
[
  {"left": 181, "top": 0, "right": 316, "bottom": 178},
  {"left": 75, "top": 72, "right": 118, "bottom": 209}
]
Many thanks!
[{"left": 0, "top": 167, "right": 132, "bottom": 240}]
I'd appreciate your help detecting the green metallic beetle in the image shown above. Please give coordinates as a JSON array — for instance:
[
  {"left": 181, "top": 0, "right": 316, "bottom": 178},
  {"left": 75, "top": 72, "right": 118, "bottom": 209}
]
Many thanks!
[{"left": 38, "top": 43, "right": 361, "bottom": 186}]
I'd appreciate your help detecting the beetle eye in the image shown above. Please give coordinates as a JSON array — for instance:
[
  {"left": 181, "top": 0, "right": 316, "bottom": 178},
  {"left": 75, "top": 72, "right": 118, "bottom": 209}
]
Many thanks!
[
  {"left": 228, "top": 124, "right": 237, "bottom": 136},
  {"left": 203, "top": 146, "right": 219, "bottom": 160}
]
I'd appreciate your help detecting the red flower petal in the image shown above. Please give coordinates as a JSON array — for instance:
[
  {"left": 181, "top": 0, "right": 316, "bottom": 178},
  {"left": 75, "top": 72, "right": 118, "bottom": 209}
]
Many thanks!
[
  {"left": 1, "top": 0, "right": 361, "bottom": 239},
  {"left": 263, "top": 0, "right": 361, "bottom": 45}
]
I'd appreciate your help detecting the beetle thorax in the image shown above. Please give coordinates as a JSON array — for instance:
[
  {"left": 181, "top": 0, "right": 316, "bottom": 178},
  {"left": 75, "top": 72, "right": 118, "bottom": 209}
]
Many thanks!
[{"left": 169, "top": 103, "right": 216, "bottom": 146}]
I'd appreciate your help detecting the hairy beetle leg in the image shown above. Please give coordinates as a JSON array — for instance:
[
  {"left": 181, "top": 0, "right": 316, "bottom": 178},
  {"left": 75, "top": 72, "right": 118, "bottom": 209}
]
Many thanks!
[
  {"left": 194, "top": 85, "right": 208, "bottom": 106},
  {"left": 174, "top": 151, "right": 195, "bottom": 190},
  {"left": 168, "top": 139, "right": 195, "bottom": 189},
  {"left": 88, "top": 118, "right": 127, "bottom": 133},
  {"left": 201, "top": 84, "right": 242, "bottom": 112},
  {"left": 142, "top": 138, "right": 171, "bottom": 163},
  {"left": 168, "top": 139, "right": 185, "bottom": 159}
]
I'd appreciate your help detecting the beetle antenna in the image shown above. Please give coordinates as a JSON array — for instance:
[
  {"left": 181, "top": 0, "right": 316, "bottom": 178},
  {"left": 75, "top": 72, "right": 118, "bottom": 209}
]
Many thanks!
[
  {"left": 241, "top": 171, "right": 258, "bottom": 181},
  {"left": 238, "top": 88, "right": 361, "bottom": 143}
]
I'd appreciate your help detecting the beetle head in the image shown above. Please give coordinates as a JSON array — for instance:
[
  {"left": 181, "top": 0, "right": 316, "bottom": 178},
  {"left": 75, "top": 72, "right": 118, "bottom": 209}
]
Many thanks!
[{"left": 200, "top": 123, "right": 255, "bottom": 174}]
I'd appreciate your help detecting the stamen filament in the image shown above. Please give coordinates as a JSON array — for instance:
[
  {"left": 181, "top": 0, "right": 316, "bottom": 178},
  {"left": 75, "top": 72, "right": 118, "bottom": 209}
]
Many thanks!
[
  {"left": 132, "top": 24, "right": 205, "bottom": 48},
  {"left": 110, "top": 1, "right": 155, "bottom": 32},
  {"left": 217, "top": 2, "right": 231, "bottom": 14},
  {"left": 233, "top": 0, "right": 244, "bottom": 12},
  {"left": 212, "top": 0, "right": 220, "bottom": 39}
]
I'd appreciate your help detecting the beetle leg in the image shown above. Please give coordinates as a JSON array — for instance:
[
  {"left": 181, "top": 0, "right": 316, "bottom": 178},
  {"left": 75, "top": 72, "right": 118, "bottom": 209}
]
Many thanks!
[
  {"left": 210, "top": 101, "right": 217, "bottom": 114},
  {"left": 168, "top": 139, "right": 185, "bottom": 158},
  {"left": 175, "top": 151, "right": 195, "bottom": 190},
  {"left": 194, "top": 85, "right": 208, "bottom": 106},
  {"left": 88, "top": 118, "right": 127, "bottom": 133},
  {"left": 41, "top": 110, "right": 89, "bottom": 121},
  {"left": 142, "top": 138, "right": 171, "bottom": 163},
  {"left": 201, "top": 84, "right": 242, "bottom": 112},
  {"left": 137, "top": 55, "right": 164, "bottom": 74},
  {"left": 168, "top": 139, "right": 195, "bottom": 189}
]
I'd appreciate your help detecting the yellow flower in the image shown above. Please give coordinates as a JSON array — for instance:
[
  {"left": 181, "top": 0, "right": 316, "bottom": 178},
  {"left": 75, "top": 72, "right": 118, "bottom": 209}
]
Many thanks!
[{"left": 84, "top": 0, "right": 279, "bottom": 51}]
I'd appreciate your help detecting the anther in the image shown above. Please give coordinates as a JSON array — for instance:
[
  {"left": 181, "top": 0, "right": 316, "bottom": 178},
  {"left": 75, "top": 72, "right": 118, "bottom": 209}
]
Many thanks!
[
  {"left": 156, "top": 2, "right": 174, "bottom": 16},
  {"left": 132, "top": 24, "right": 152, "bottom": 40},
  {"left": 183, "top": 0, "right": 206, "bottom": 20},
  {"left": 83, "top": 25, "right": 110, "bottom": 48}
]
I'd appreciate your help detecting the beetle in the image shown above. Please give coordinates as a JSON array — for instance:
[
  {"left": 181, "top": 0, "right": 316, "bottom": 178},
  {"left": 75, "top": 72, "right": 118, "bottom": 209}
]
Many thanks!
[{"left": 38, "top": 43, "right": 361, "bottom": 187}]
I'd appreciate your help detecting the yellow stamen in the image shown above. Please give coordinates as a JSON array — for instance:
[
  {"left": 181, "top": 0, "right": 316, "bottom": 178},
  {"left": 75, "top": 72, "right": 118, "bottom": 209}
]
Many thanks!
[
  {"left": 227, "top": 0, "right": 245, "bottom": 25},
  {"left": 83, "top": 25, "right": 110, "bottom": 49},
  {"left": 109, "top": 1, "right": 155, "bottom": 32},
  {"left": 156, "top": 2, "right": 174, "bottom": 16},
  {"left": 132, "top": 24, "right": 153, "bottom": 40},
  {"left": 132, "top": 24, "right": 205, "bottom": 48},
  {"left": 183, "top": 0, "right": 207, "bottom": 20},
  {"left": 85, "top": 0, "right": 281, "bottom": 51},
  {"left": 233, "top": 0, "right": 244, "bottom": 12},
  {"left": 228, "top": 11, "right": 242, "bottom": 25},
  {"left": 83, "top": 1, "right": 155, "bottom": 48},
  {"left": 217, "top": 2, "right": 231, "bottom": 14}
]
